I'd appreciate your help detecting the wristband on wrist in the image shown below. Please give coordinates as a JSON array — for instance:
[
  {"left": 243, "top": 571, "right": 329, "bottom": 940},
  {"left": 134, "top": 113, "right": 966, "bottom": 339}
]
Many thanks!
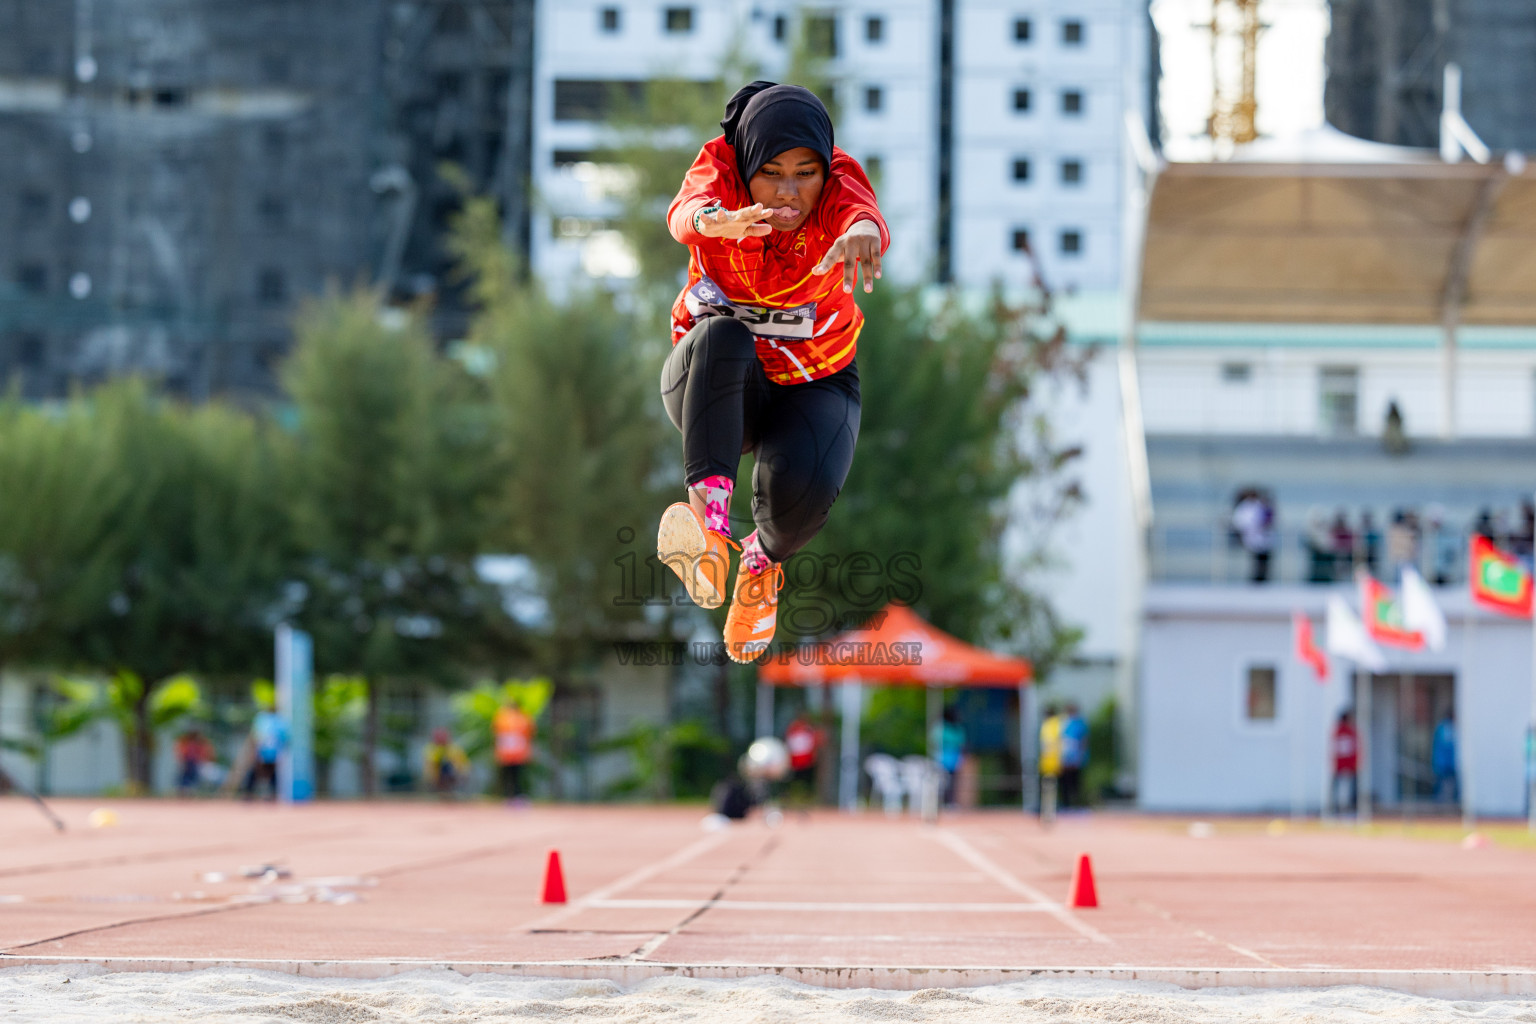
[{"left": 693, "top": 206, "right": 723, "bottom": 233}]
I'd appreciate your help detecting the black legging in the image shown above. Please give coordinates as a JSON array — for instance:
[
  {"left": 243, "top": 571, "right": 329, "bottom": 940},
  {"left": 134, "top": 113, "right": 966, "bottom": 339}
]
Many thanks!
[{"left": 661, "top": 317, "right": 860, "bottom": 563}]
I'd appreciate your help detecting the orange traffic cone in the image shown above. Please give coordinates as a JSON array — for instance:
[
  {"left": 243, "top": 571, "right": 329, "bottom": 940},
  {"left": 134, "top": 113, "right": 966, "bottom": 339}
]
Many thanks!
[
  {"left": 541, "top": 849, "right": 567, "bottom": 904},
  {"left": 1067, "top": 853, "right": 1098, "bottom": 909}
]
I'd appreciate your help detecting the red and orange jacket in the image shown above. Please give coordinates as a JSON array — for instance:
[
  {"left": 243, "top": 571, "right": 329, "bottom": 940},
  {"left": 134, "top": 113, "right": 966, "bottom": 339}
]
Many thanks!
[{"left": 667, "top": 137, "right": 889, "bottom": 385}]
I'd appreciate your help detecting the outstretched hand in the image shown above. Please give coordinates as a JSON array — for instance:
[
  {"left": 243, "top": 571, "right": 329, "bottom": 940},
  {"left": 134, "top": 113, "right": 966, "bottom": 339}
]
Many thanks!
[
  {"left": 696, "top": 204, "right": 773, "bottom": 240},
  {"left": 813, "top": 219, "right": 883, "bottom": 294}
]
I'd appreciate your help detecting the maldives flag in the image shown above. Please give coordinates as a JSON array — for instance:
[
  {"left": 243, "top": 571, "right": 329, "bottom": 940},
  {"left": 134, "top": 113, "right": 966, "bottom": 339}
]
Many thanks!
[
  {"left": 1292, "top": 612, "right": 1329, "bottom": 681},
  {"left": 1359, "top": 574, "right": 1425, "bottom": 650},
  {"left": 1469, "top": 535, "right": 1534, "bottom": 618}
]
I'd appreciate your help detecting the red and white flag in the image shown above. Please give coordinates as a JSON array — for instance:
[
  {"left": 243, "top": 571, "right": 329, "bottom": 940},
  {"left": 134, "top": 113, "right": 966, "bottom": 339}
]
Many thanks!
[{"left": 1292, "top": 612, "right": 1329, "bottom": 681}]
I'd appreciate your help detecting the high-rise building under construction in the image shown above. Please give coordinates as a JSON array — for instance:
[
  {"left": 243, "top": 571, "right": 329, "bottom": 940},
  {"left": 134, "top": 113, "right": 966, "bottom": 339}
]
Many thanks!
[
  {"left": 1325, "top": 0, "right": 1536, "bottom": 151},
  {"left": 0, "top": 0, "right": 534, "bottom": 398}
]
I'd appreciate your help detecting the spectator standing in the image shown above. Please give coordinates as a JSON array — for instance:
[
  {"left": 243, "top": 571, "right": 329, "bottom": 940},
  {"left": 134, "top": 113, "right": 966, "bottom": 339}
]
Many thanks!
[
  {"left": 492, "top": 701, "right": 535, "bottom": 802},
  {"left": 1059, "top": 703, "right": 1089, "bottom": 808},
  {"left": 1425, "top": 506, "right": 1459, "bottom": 585},
  {"left": 1518, "top": 501, "right": 1536, "bottom": 563},
  {"left": 784, "top": 714, "right": 821, "bottom": 800},
  {"left": 929, "top": 707, "right": 966, "bottom": 807},
  {"left": 242, "top": 700, "right": 287, "bottom": 801},
  {"left": 1474, "top": 507, "right": 1496, "bottom": 542},
  {"left": 1359, "top": 511, "right": 1382, "bottom": 577},
  {"left": 174, "top": 730, "right": 213, "bottom": 797},
  {"left": 1330, "top": 510, "right": 1355, "bottom": 581},
  {"left": 423, "top": 728, "right": 470, "bottom": 798},
  {"left": 1432, "top": 709, "right": 1458, "bottom": 802},
  {"left": 1386, "top": 509, "right": 1419, "bottom": 579},
  {"left": 1331, "top": 710, "right": 1359, "bottom": 814},
  {"left": 1231, "top": 489, "right": 1275, "bottom": 583},
  {"left": 1305, "top": 509, "right": 1335, "bottom": 583},
  {"left": 1038, "top": 704, "right": 1063, "bottom": 820}
]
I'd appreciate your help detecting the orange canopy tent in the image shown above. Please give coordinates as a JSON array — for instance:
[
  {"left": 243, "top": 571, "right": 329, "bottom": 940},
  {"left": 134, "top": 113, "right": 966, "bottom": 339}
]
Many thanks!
[
  {"left": 755, "top": 604, "right": 1034, "bottom": 811},
  {"left": 757, "top": 603, "right": 1032, "bottom": 686}
]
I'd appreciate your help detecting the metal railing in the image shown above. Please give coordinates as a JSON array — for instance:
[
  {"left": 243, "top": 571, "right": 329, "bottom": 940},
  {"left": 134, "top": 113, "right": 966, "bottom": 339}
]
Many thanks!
[{"left": 1149, "top": 521, "right": 1479, "bottom": 587}]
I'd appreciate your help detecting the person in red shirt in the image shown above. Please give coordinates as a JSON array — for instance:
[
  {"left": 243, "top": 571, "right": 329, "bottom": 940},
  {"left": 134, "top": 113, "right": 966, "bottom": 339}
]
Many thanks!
[
  {"left": 1332, "top": 709, "right": 1359, "bottom": 814},
  {"left": 655, "top": 81, "right": 889, "bottom": 663},
  {"left": 784, "top": 714, "right": 823, "bottom": 805}
]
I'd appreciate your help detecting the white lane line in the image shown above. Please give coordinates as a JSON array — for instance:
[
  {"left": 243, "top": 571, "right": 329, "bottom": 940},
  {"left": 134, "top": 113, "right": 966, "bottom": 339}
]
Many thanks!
[
  {"left": 521, "top": 831, "right": 731, "bottom": 932},
  {"left": 588, "top": 899, "right": 1060, "bottom": 913},
  {"left": 933, "top": 831, "right": 1111, "bottom": 945},
  {"left": 1131, "top": 897, "right": 1279, "bottom": 967}
]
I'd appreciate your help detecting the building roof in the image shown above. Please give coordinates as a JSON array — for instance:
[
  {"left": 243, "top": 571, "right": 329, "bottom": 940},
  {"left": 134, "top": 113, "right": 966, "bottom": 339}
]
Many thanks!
[{"left": 1139, "top": 130, "right": 1536, "bottom": 326}]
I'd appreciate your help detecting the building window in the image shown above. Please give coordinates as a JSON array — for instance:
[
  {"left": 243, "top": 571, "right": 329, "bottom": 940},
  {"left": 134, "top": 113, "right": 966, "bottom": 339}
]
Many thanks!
[
  {"left": 864, "top": 154, "right": 883, "bottom": 180},
  {"left": 1245, "top": 665, "right": 1278, "bottom": 722},
  {"left": 153, "top": 87, "right": 188, "bottom": 108},
  {"left": 806, "top": 14, "right": 838, "bottom": 57},
  {"left": 600, "top": 6, "right": 620, "bottom": 32},
  {"left": 1011, "top": 228, "right": 1031, "bottom": 253},
  {"left": 1059, "top": 229, "right": 1082, "bottom": 254},
  {"left": 1061, "top": 89, "right": 1083, "bottom": 115},
  {"left": 439, "top": 1, "right": 470, "bottom": 33},
  {"left": 1319, "top": 366, "right": 1359, "bottom": 436},
  {"left": 262, "top": 126, "right": 286, "bottom": 161},
  {"left": 1012, "top": 88, "right": 1031, "bottom": 112},
  {"left": 260, "top": 53, "right": 291, "bottom": 85},
  {"left": 1062, "top": 19, "right": 1084, "bottom": 45},
  {"left": 258, "top": 194, "right": 287, "bottom": 228},
  {"left": 15, "top": 332, "right": 44, "bottom": 369},
  {"left": 19, "top": 189, "right": 49, "bottom": 227},
  {"left": 1012, "top": 158, "right": 1030, "bottom": 182},
  {"left": 866, "top": 15, "right": 884, "bottom": 42},
  {"left": 664, "top": 7, "right": 694, "bottom": 33},
  {"left": 16, "top": 263, "right": 47, "bottom": 294},
  {"left": 553, "top": 79, "right": 644, "bottom": 121},
  {"left": 1060, "top": 158, "right": 1082, "bottom": 184},
  {"left": 773, "top": 14, "right": 787, "bottom": 41},
  {"left": 258, "top": 268, "right": 286, "bottom": 305},
  {"left": 1221, "top": 362, "right": 1253, "bottom": 384},
  {"left": 1014, "top": 17, "right": 1031, "bottom": 42},
  {"left": 865, "top": 86, "right": 883, "bottom": 112}
]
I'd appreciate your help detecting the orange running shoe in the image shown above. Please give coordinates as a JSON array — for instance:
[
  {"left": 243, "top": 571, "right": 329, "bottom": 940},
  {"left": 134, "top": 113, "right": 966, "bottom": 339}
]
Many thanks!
[
  {"left": 724, "top": 562, "right": 784, "bottom": 663},
  {"left": 657, "top": 502, "right": 734, "bottom": 609}
]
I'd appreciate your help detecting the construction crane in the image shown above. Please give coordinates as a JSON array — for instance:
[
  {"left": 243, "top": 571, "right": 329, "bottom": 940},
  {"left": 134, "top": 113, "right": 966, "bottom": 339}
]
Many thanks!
[{"left": 1203, "top": 0, "right": 1262, "bottom": 144}]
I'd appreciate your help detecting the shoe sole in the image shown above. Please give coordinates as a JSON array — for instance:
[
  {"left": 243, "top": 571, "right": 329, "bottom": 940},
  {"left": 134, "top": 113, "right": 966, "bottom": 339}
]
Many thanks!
[
  {"left": 725, "top": 641, "right": 771, "bottom": 665},
  {"left": 658, "top": 504, "right": 724, "bottom": 609}
]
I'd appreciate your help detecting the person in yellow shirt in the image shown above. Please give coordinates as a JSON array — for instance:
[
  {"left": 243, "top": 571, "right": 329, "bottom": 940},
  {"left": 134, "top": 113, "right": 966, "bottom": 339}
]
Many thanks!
[
  {"left": 1038, "top": 704, "right": 1063, "bottom": 821},
  {"left": 423, "top": 728, "right": 470, "bottom": 798}
]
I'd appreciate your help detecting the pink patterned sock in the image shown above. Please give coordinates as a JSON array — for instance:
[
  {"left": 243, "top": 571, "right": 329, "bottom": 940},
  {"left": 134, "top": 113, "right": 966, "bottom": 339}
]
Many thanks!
[
  {"left": 689, "top": 475, "right": 734, "bottom": 537},
  {"left": 740, "top": 530, "right": 775, "bottom": 576}
]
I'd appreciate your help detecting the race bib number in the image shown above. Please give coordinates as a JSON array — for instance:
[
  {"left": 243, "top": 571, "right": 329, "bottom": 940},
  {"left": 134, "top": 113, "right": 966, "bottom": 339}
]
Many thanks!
[{"left": 685, "top": 276, "right": 816, "bottom": 341}]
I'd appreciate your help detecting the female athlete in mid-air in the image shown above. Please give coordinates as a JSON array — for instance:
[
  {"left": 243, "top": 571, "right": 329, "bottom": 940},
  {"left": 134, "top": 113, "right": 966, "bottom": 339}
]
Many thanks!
[{"left": 657, "top": 81, "right": 888, "bottom": 663}]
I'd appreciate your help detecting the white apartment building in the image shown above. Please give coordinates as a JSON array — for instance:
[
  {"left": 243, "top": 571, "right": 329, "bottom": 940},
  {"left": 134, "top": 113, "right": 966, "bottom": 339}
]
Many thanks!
[
  {"left": 953, "top": 0, "right": 1147, "bottom": 293},
  {"left": 533, "top": 0, "right": 1149, "bottom": 293}
]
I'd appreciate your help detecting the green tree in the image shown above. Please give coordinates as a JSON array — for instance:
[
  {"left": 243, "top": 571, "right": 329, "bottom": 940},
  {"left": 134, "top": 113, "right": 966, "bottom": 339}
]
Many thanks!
[
  {"left": 282, "top": 291, "right": 514, "bottom": 794},
  {"left": 781, "top": 285, "right": 1088, "bottom": 669},
  {"left": 312, "top": 674, "right": 368, "bottom": 797},
  {"left": 0, "top": 382, "right": 290, "bottom": 792},
  {"left": 452, "top": 199, "right": 672, "bottom": 676}
]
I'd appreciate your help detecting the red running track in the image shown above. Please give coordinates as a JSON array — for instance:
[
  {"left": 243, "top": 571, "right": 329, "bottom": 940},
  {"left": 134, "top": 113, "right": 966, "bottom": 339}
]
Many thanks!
[{"left": 1, "top": 800, "right": 1534, "bottom": 983}]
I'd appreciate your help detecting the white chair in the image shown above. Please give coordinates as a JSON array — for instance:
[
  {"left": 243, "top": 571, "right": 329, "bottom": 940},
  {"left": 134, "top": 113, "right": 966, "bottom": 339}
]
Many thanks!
[
  {"left": 863, "top": 753, "right": 905, "bottom": 817},
  {"left": 900, "top": 755, "right": 940, "bottom": 819}
]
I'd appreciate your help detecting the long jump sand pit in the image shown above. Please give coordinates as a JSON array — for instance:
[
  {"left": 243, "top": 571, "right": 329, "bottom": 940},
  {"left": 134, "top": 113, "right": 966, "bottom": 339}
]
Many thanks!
[{"left": 4, "top": 799, "right": 1536, "bottom": 1018}]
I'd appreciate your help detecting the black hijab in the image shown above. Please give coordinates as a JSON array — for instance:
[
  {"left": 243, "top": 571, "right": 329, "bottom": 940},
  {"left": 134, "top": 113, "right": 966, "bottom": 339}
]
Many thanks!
[{"left": 719, "top": 81, "right": 834, "bottom": 187}]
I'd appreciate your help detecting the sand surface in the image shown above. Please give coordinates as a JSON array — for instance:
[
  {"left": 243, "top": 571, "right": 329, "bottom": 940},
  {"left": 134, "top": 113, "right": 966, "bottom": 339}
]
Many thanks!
[{"left": 4, "top": 967, "right": 1536, "bottom": 1023}]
